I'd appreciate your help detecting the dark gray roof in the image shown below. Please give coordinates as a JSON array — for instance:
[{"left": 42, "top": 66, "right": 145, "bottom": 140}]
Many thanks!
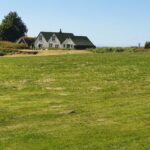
[
  {"left": 17, "top": 36, "right": 36, "bottom": 46},
  {"left": 23, "top": 37, "right": 36, "bottom": 46},
  {"left": 41, "top": 32, "right": 54, "bottom": 41},
  {"left": 71, "top": 36, "right": 95, "bottom": 47},
  {"left": 55, "top": 33, "right": 74, "bottom": 43},
  {"left": 41, "top": 32, "right": 74, "bottom": 43}
]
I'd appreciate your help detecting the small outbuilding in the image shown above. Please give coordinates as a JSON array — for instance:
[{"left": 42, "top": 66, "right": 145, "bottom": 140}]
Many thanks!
[{"left": 17, "top": 37, "right": 36, "bottom": 48}]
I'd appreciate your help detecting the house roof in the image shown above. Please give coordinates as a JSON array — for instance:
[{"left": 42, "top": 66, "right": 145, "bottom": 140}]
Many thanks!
[
  {"left": 24, "top": 37, "right": 36, "bottom": 46},
  {"left": 71, "top": 36, "right": 95, "bottom": 47},
  {"left": 41, "top": 32, "right": 74, "bottom": 43},
  {"left": 55, "top": 33, "right": 74, "bottom": 43},
  {"left": 40, "top": 32, "right": 54, "bottom": 42}
]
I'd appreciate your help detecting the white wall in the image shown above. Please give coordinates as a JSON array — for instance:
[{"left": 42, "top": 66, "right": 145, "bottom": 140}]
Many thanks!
[
  {"left": 48, "top": 34, "right": 62, "bottom": 48},
  {"left": 34, "top": 33, "right": 76, "bottom": 49},
  {"left": 62, "top": 38, "right": 75, "bottom": 49},
  {"left": 34, "top": 33, "right": 49, "bottom": 48}
]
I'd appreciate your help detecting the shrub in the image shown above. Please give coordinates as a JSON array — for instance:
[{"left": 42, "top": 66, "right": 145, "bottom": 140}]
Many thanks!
[
  {"left": 0, "top": 48, "right": 19, "bottom": 56},
  {"left": 94, "top": 48, "right": 114, "bottom": 53},
  {"left": 0, "top": 51, "right": 5, "bottom": 56},
  {"left": 114, "top": 48, "right": 124, "bottom": 52},
  {"left": 18, "top": 50, "right": 38, "bottom": 55},
  {"left": 90, "top": 47, "right": 136, "bottom": 53},
  {"left": 91, "top": 48, "right": 117, "bottom": 53}
]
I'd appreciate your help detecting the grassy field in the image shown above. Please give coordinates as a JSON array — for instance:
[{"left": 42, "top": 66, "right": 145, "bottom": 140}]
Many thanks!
[{"left": 0, "top": 52, "right": 150, "bottom": 150}]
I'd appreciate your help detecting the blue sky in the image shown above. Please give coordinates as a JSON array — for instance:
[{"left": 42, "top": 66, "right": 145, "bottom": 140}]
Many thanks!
[{"left": 0, "top": 0, "right": 150, "bottom": 47}]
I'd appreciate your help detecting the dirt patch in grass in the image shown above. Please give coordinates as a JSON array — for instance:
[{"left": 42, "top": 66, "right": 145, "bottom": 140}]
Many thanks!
[{"left": 4, "top": 50, "right": 91, "bottom": 57}]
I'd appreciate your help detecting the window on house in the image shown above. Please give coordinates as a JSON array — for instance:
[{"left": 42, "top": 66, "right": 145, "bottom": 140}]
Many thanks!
[
  {"left": 63, "top": 44, "right": 66, "bottom": 48},
  {"left": 55, "top": 45, "right": 59, "bottom": 48},
  {"left": 52, "top": 36, "right": 56, "bottom": 41},
  {"left": 67, "top": 44, "right": 71, "bottom": 49},
  {"left": 49, "top": 43, "right": 53, "bottom": 48},
  {"left": 38, "top": 44, "right": 43, "bottom": 48}
]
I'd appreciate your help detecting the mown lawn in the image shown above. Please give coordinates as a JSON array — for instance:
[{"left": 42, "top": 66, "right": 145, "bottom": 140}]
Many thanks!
[{"left": 0, "top": 53, "right": 150, "bottom": 150}]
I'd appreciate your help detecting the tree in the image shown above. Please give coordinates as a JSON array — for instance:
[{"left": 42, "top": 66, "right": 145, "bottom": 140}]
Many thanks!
[
  {"left": 145, "top": 42, "right": 150, "bottom": 49},
  {"left": 0, "top": 12, "right": 28, "bottom": 42}
]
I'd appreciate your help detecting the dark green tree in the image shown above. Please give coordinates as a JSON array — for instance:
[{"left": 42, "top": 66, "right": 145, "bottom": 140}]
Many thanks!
[
  {"left": 0, "top": 12, "right": 28, "bottom": 42},
  {"left": 145, "top": 42, "right": 150, "bottom": 49}
]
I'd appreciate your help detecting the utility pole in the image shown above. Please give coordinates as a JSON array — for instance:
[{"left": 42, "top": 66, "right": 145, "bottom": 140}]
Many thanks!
[{"left": 138, "top": 43, "right": 141, "bottom": 48}]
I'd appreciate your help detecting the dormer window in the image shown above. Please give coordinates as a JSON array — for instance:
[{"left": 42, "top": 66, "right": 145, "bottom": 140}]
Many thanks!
[
  {"left": 39, "top": 35, "right": 42, "bottom": 41},
  {"left": 52, "top": 36, "right": 56, "bottom": 41}
]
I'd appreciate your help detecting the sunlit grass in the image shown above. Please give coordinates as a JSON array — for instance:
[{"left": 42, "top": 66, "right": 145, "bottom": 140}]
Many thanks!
[{"left": 0, "top": 53, "right": 150, "bottom": 150}]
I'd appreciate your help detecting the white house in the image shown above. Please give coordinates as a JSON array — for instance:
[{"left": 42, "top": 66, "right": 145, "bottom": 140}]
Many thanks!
[{"left": 34, "top": 30, "right": 96, "bottom": 49}]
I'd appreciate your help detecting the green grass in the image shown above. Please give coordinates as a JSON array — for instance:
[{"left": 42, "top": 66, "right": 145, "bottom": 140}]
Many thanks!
[{"left": 0, "top": 53, "right": 150, "bottom": 150}]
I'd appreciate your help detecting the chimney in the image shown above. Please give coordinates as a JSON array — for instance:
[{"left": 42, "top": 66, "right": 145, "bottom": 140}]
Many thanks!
[{"left": 60, "top": 29, "right": 62, "bottom": 33}]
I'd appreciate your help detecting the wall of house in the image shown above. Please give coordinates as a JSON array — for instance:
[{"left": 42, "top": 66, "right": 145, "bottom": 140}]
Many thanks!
[
  {"left": 62, "top": 38, "right": 75, "bottom": 49},
  {"left": 34, "top": 33, "right": 77, "bottom": 49},
  {"left": 48, "top": 34, "right": 62, "bottom": 48},
  {"left": 18, "top": 40, "right": 26, "bottom": 45},
  {"left": 34, "top": 33, "right": 49, "bottom": 48},
  {"left": 17, "top": 38, "right": 27, "bottom": 46}
]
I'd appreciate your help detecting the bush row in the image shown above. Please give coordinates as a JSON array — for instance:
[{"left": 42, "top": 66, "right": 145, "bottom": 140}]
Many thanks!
[
  {"left": 0, "top": 48, "right": 39, "bottom": 56},
  {"left": 90, "top": 47, "right": 136, "bottom": 53},
  {"left": 0, "top": 48, "right": 19, "bottom": 56}
]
